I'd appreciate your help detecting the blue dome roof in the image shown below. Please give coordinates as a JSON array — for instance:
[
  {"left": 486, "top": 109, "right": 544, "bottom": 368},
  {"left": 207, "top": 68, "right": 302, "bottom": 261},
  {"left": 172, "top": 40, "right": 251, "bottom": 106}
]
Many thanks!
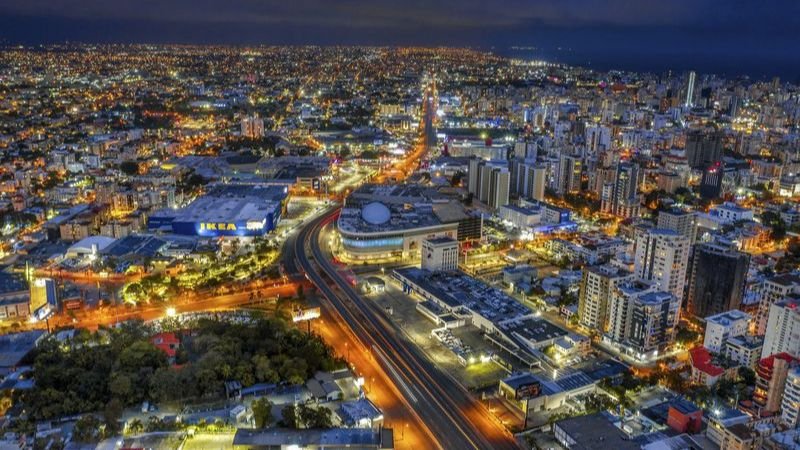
[{"left": 361, "top": 202, "right": 391, "bottom": 225}]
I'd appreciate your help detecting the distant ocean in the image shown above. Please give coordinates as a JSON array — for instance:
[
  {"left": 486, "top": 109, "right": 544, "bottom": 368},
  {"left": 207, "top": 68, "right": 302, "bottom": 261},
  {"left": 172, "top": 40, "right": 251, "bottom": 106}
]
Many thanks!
[{"left": 495, "top": 48, "right": 799, "bottom": 82}]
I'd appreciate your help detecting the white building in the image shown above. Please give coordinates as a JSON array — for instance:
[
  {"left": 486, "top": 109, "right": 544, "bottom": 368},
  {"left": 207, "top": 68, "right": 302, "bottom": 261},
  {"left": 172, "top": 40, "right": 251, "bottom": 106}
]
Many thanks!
[
  {"left": 498, "top": 204, "right": 541, "bottom": 229},
  {"left": 710, "top": 202, "right": 754, "bottom": 223},
  {"left": 421, "top": 237, "right": 459, "bottom": 272},
  {"left": 724, "top": 335, "right": 763, "bottom": 368},
  {"left": 633, "top": 228, "right": 690, "bottom": 301},
  {"left": 781, "top": 366, "right": 800, "bottom": 428},
  {"left": 756, "top": 274, "right": 800, "bottom": 335},
  {"left": 578, "top": 265, "right": 633, "bottom": 334},
  {"left": 657, "top": 208, "right": 698, "bottom": 243},
  {"left": 762, "top": 298, "right": 800, "bottom": 359},
  {"left": 704, "top": 310, "right": 751, "bottom": 353}
]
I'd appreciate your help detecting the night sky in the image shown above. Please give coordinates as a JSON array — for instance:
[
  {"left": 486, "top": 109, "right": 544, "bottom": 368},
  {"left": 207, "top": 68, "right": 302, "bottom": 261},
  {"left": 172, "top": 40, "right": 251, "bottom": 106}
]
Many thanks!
[{"left": 1, "top": 0, "right": 798, "bottom": 78}]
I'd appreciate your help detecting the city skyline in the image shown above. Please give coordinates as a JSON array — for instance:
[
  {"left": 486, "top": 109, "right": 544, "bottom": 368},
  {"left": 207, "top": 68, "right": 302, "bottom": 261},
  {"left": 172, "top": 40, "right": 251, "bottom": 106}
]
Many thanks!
[
  {"left": 1, "top": 3, "right": 800, "bottom": 448},
  {"left": 1, "top": 0, "right": 799, "bottom": 78}
]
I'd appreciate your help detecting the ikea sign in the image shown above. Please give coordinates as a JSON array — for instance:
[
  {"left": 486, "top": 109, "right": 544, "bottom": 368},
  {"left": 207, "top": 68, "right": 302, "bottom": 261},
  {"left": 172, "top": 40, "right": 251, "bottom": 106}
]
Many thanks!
[{"left": 199, "top": 222, "right": 238, "bottom": 232}]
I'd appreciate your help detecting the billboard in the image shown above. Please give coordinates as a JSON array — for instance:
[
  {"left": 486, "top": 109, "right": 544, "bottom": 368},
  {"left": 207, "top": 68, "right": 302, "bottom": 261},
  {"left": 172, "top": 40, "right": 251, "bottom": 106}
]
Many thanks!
[
  {"left": 514, "top": 380, "right": 541, "bottom": 400},
  {"left": 292, "top": 307, "right": 321, "bottom": 322}
]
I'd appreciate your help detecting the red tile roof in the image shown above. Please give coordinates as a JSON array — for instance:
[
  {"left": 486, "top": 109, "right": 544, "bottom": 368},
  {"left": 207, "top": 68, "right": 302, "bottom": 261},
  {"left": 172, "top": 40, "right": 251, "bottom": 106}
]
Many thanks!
[
  {"left": 150, "top": 332, "right": 180, "bottom": 358},
  {"left": 690, "top": 346, "right": 724, "bottom": 377}
]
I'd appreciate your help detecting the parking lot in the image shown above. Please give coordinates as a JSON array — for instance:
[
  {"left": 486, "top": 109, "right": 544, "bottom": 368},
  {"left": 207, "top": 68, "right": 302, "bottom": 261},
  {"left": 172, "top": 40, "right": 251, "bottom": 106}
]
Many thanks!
[{"left": 365, "top": 271, "right": 509, "bottom": 390}]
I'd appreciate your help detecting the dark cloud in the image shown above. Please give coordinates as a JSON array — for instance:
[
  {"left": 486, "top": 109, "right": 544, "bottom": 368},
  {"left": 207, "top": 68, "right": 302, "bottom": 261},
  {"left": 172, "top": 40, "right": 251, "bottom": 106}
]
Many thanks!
[{"left": 0, "top": 0, "right": 798, "bottom": 78}]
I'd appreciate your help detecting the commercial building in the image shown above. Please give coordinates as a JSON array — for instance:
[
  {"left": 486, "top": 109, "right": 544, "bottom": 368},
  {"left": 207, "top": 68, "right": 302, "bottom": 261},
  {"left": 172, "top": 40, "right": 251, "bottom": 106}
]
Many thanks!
[
  {"left": 577, "top": 264, "right": 633, "bottom": 335},
  {"left": 666, "top": 398, "right": 703, "bottom": 434},
  {"left": 633, "top": 228, "right": 690, "bottom": 301},
  {"left": 337, "top": 184, "right": 478, "bottom": 260},
  {"left": 29, "top": 277, "right": 57, "bottom": 321},
  {"left": 498, "top": 201, "right": 576, "bottom": 235},
  {"left": 393, "top": 267, "right": 567, "bottom": 366},
  {"left": 554, "top": 413, "right": 640, "bottom": 450},
  {"left": 685, "top": 71, "right": 696, "bottom": 108},
  {"left": 148, "top": 184, "right": 287, "bottom": 237},
  {"left": 0, "top": 273, "right": 30, "bottom": 322},
  {"left": 687, "top": 243, "right": 750, "bottom": 318},
  {"left": 762, "top": 298, "right": 800, "bottom": 359},
  {"left": 704, "top": 310, "right": 751, "bottom": 353},
  {"left": 420, "top": 237, "right": 459, "bottom": 272},
  {"left": 699, "top": 161, "right": 724, "bottom": 200}
]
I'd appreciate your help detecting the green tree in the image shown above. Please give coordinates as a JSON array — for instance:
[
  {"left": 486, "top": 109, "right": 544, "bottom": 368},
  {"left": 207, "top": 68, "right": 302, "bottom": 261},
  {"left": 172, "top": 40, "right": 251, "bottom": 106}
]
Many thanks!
[
  {"left": 108, "top": 373, "right": 133, "bottom": 403},
  {"left": 73, "top": 415, "right": 101, "bottom": 442},
  {"left": 103, "top": 398, "right": 124, "bottom": 434},
  {"left": 252, "top": 398, "right": 273, "bottom": 428},
  {"left": 281, "top": 404, "right": 299, "bottom": 429},
  {"left": 738, "top": 367, "right": 756, "bottom": 386}
]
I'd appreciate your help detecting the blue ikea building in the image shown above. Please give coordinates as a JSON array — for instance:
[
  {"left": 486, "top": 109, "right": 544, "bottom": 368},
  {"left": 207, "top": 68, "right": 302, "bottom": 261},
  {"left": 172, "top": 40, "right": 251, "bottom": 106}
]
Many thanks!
[{"left": 148, "top": 184, "right": 288, "bottom": 237}]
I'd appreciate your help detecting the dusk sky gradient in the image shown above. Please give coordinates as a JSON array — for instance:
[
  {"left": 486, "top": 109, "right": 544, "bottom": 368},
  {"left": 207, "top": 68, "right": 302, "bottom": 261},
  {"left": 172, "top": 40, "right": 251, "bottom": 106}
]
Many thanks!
[{"left": 1, "top": 0, "right": 798, "bottom": 78}]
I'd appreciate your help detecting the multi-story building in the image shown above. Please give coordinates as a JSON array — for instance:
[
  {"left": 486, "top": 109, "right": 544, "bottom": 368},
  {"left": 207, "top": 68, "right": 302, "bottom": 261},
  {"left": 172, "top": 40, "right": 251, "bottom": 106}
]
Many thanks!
[
  {"left": 600, "top": 162, "right": 641, "bottom": 219},
  {"left": 605, "top": 280, "right": 679, "bottom": 358},
  {"left": 754, "top": 353, "right": 796, "bottom": 416},
  {"left": 781, "top": 366, "right": 800, "bottom": 428},
  {"left": 420, "top": 237, "right": 459, "bottom": 272},
  {"left": 687, "top": 243, "right": 750, "bottom": 318},
  {"left": 756, "top": 274, "right": 800, "bottom": 336},
  {"left": 633, "top": 228, "right": 690, "bottom": 301},
  {"left": 557, "top": 153, "right": 582, "bottom": 195},
  {"left": 685, "top": 128, "right": 722, "bottom": 169},
  {"left": 725, "top": 335, "right": 764, "bottom": 368},
  {"left": 762, "top": 298, "right": 800, "bottom": 359},
  {"left": 657, "top": 208, "right": 697, "bottom": 243},
  {"left": 704, "top": 310, "right": 751, "bottom": 353},
  {"left": 627, "top": 291, "right": 681, "bottom": 355},
  {"left": 467, "top": 159, "right": 509, "bottom": 209},
  {"left": 509, "top": 159, "right": 546, "bottom": 201},
  {"left": 240, "top": 114, "right": 265, "bottom": 139},
  {"left": 577, "top": 265, "right": 633, "bottom": 334}
]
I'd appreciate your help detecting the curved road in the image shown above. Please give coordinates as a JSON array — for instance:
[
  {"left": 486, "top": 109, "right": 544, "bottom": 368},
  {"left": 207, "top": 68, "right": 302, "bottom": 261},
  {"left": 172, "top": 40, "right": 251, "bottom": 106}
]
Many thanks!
[{"left": 289, "top": 207, "right": 520, "bottom": 450}]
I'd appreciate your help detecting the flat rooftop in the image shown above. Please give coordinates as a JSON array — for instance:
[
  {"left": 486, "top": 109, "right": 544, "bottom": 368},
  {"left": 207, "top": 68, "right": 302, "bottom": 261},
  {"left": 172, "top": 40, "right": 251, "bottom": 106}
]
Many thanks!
[
  {"left": 155, "top": 184, "right": 286, "bottom": 223},
  {"left": 394, "top": 268, "right": 530, "bottom": 324},
  {"left": 0, "top": 272, "right": 28, "bottom": 295},
  {"left": 555, "top": 412, "right": 640, "bottom": 450},
  {"left": 233, "top": 427, "right": 393, "bottom": 448}
]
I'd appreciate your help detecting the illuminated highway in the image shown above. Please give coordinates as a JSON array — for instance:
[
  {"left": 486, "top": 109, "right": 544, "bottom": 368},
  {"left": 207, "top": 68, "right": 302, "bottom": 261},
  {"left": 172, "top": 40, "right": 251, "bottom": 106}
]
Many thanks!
[{"left": 288, "top": 208, "right": 520, "bottom": 450}]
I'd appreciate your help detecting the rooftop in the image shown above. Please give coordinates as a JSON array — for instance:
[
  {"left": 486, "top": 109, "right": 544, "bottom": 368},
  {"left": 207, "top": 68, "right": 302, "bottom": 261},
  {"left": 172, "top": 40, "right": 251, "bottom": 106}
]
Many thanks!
[
  {"left": 705, "top": 309, "right": 750, "bottom": 326},
  {"left": 555, "top": 412, "right": 640, "bottom": 450},
  {"left": 690, "top": 346, "right": 725, "bottom": 377},
  {"left": 0, "top": 272, "right": 28, "bottom": 296},
  {"left": 232, "top": 427, "right": 393, "bottom": 448},
  {"left": 394, "top": 268, "right": 530, "bottom": 323}
]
